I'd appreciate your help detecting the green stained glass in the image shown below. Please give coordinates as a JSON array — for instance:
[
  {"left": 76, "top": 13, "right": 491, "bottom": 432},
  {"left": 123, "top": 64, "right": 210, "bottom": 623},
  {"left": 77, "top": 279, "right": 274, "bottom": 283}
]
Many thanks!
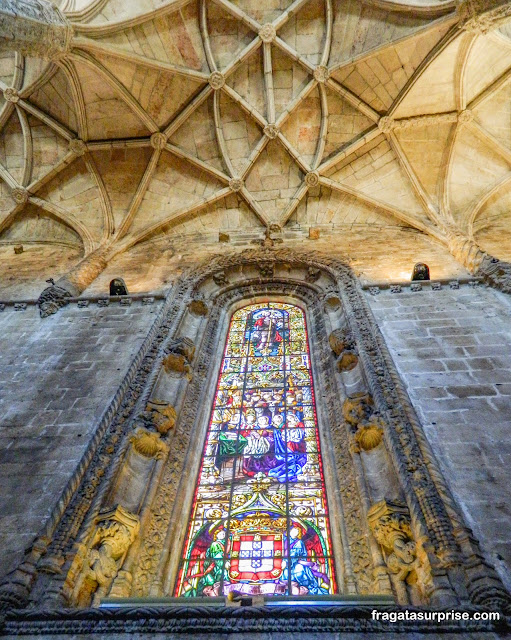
[{"left": 175, "top": 302, "right": 337, "bottom": 598}]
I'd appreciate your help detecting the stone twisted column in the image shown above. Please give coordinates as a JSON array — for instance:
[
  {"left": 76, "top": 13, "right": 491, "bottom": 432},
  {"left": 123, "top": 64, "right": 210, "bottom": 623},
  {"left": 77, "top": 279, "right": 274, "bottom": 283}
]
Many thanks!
[
  {"left": 445, "top": 226, "right": 511, "bottom": 293},
  {"left": 457, "top": 0, "right": 511, "bottom": 34},
  {"left": 0, "top": 0, "right": 72, "bottom": 60}
]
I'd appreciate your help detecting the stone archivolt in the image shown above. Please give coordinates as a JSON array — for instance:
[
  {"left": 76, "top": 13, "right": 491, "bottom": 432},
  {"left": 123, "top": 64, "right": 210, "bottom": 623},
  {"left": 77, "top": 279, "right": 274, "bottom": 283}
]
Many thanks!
[{"left": 1, "top": 249, "right": 509, "bottom": 620}]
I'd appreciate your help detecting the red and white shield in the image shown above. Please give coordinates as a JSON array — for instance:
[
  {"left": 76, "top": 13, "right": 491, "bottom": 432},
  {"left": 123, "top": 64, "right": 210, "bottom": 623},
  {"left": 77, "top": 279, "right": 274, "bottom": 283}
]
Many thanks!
[{"left": 229, "top": 533, "right": 283, "bottom": 581}]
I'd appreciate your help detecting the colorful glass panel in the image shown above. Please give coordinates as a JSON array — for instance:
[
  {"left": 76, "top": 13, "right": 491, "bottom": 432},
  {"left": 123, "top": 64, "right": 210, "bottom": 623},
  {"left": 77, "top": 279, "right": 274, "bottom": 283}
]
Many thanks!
[{"left": 175, "top": 302, "right": 337, "bottom": 598}]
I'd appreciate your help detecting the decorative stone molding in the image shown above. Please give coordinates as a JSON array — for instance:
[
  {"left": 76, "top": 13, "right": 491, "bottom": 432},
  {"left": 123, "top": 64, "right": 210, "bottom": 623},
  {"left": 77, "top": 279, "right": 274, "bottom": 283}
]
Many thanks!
[
  {"left": 72, "top": 506, "right": 139, "bottom": 607},
  {"left": 0, "top": 0, "right": 73, "bottom": 60},
  {"left": 69, "top": 138, "right": 87, "bottom": 156},
  {"left": 228, "top": 177, "right": 243, "bottom": 192},
  {"left": 208, "top": 71, "right": 225, "bottom": 90},
  {"left": 259, "top": 23, "right": 276, "bottom": 42},
  {"left": 391, "top": 112, "right": 458, "bottom": 130},
  {"left": 458, "top": 0, "right": 511, "bottom": 33},
  {"left": 188, "top": 298, "right": 208, "bottom": 316},
  {"left": 3, "top": 87, "right": 19, "bottom": 103},
  {"left": 313, "top": 65, "right": 329, "bottom": 83},
  {"left": 263, "top": 123, "right": 279, "bottom": 139},
  {"left": 10, "top": 186, "right": 29, "bottom": 205},
  {"left": 129, "top": 428, "right": 168, "bottom": 460},
  {"left": 150, "top": 132, "right": 167, "bottom": 150},
  {"left": 305, "top": 171, "right": 320, "bottom": 187}
]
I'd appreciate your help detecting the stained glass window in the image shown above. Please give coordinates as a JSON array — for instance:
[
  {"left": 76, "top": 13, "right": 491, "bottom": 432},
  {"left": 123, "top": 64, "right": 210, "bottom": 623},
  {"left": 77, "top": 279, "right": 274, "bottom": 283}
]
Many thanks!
[{"left": 175, "top": 302, "right": 337, "bottom": 598}]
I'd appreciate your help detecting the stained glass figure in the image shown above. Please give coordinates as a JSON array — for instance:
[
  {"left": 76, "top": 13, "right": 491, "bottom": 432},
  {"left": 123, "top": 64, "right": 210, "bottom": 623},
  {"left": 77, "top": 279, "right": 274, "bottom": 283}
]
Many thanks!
[{"left": 175, "top": 303, "right": 337, "bottom": 598}]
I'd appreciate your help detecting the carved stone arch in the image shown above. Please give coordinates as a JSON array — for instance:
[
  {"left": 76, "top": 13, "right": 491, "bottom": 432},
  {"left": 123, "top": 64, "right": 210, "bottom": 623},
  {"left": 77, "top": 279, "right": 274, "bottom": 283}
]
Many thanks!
[{"left": 3, "top": 248, "right": 510, "bottom": 617}]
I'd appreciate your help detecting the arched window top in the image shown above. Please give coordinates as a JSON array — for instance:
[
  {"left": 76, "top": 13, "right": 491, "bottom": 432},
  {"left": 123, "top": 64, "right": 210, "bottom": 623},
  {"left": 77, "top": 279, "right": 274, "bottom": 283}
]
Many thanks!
[{"left": 175, "top": 302, "right": 337, "bottom": 598}]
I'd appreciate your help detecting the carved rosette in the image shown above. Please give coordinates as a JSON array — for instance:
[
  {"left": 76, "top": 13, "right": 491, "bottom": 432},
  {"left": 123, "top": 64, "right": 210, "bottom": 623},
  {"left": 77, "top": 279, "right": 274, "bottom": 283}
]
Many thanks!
[
  {"left": 3, "top": 87, "right": 19, "bottom": 103},
  {"left": 150, "top": 132, "right": 167, "bottom": 150},
  {"left": 69, "top": 138, "right": 87, "bottom": 156},
  {"left": 263, "top": 124, "right": 279, "bottom": 139},
  {"left": 378, "top": 116, "right": 394, "bottom": 134},
  {"left": 229, "top": 177, "right": 243, "bottom": 192},
  {"left": 313, "top": 65, "right": 329, "bottom": 83},
  {"left": 209, "top": 71, "right": 225, "bottom": 90},
  {"left": 259, "top": 23, "right": 276, "bottom": 43},
  {"left": 10, "top": 186, "right": 29, "bottom": 205},
  {"left": 305, "top": 171, "right": 320, "bottom": 187}
]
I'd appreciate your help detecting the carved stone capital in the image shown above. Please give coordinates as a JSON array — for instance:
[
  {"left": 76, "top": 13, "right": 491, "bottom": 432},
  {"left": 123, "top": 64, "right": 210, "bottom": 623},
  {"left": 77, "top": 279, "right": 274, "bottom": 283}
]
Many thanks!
[
  {"left": 209, "top": 71, "right": 225, "bottom": 90},
  {"left": 138, "top": 400, "right": 177, "bottom": 435},
  {"left": 162, "top": 337, "right": 195, "bottom": 380},
  {"left": 343, "top": 393, "right": 374, "bottom": 430}
]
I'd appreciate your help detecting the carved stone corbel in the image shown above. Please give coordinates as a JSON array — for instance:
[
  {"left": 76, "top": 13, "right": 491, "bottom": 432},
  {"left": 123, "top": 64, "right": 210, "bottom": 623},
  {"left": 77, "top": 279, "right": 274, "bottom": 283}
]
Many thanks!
[
  {"left": 342, "top": 393, "right": 373, "bottom": 430},
  {"left": 137, "top": 400, "right": 177, "bottom": 436},
  {"left": 188, "top": 298, "right": 208, "bottom": 317},
  {"left": 329, "top": 328, "right": 359, "bottom": 371},
  {"left": 353, "top": 414, "right": 385, "bottom": 453},
  {"left": 72, "top": 506, "right": 139, "bottom": 607},
  {"left": 368, "top": 500, "right": 426, "bottom": 604},
  {"left": 129, "top": 428, "right": 168, "bottom": 460},
  {"left": 37, "top": 284, "right": 72, "bottom": 318},
  {"left": 162, "top": 337, "right": 195, "bottom": 380}
]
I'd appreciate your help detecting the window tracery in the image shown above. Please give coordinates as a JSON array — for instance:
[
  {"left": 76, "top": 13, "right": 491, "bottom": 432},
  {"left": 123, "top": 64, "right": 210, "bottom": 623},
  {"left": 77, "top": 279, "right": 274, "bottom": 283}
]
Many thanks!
[{"left": 175, "top": 302, "right": 336, "bottom": 598}]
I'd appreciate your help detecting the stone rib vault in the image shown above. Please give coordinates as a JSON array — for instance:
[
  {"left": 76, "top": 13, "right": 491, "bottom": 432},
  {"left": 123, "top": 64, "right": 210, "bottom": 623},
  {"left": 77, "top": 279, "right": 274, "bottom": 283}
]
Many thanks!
[{"left": 1, "top": 0, "right": 511, "bottom": 296}]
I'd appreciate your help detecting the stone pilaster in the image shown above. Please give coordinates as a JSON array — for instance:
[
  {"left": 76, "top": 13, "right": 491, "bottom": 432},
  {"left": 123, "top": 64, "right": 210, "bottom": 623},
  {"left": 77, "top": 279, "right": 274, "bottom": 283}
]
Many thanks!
[{"left": 0, "top": 0, "right": 72, "bottom": 60}]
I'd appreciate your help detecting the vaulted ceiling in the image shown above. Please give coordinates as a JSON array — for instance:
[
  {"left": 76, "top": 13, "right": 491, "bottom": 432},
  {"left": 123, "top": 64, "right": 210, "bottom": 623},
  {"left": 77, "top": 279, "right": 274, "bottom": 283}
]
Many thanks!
[{"left": 1, "top": 0, "right": 511, "bottom": 269}]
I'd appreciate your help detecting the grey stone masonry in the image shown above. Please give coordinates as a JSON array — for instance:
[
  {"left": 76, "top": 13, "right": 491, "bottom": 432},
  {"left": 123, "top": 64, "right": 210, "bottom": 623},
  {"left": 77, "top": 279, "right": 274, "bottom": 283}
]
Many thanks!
[
  {"left": 367, "top": 284, "right": 511, "bottom": 593},
  {"left": 0, "top": 299, "right": 163, "bottom": 581}
]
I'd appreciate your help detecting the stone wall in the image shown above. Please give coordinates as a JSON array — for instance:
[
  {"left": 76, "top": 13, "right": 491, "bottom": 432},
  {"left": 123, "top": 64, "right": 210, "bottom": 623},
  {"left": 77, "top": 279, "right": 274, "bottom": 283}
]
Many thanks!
[
  {"left": 0, "top": 298, "right": 163, "bottom": 580},
  {"left": 367, "top": 283, "right": 511, "bottom": 592}
]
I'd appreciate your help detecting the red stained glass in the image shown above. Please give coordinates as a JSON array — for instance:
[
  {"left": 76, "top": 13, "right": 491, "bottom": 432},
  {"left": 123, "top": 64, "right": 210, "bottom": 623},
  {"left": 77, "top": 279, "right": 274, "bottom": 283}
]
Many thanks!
[{"left": 175, "top": 302, "right": 337, "bottom": 598}]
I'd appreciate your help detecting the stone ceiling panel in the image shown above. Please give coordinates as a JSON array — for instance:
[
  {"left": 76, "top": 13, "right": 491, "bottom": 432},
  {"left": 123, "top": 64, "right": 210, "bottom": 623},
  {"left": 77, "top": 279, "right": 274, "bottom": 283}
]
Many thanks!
[
  {"left": 393, "top": 35, "right": 463, "bottom": 118},
  {"left": 230, "top": 0, "right": 295, "bottom": 25},
  {"left": 244, "top": 138, "right": 304, "bottom": 224},
  {"left": 279, "top": 0, "right": 326, "bottom": 66},
  {"left": 449, "top": 125, "right": 511, "bottom": 221},
  {"left": 321, "top": 88, "right": 374, "bottom": 162},
  {"left": 36, "top": 157, "right": 107, "bottom": 243},
  {"left": 168, "top": 96, "right": 228, "bottom": 173},
  {"left": 73, "top": 60, "right": 151, "bottom": 139},
  {"left": 226, "top": 47, "right": 266, "bottom": 120},
  {"left": 0, "top": 112, "right": 24, "bottom": 185},
  {"left": 128, "top": 150, "right": 227, "bottom": 237},
  {"left": 219, "top": 91, "right": 263, "bottom": 176},
  {"left": 329, "top": 0, "right": 439, "bottom": 69},
  {"left": 331, "top": 19, "right": 453, "bottom": 114},
  {"left": 95, "top": 53, "right": 206, "bottom": 128},
  {"left": 280, "top": 86, "right": 321, "bottom": 166},
  {"left": 90, "top": 147, "right": 153, "bottom": 231},
  {"left": 290, "top": 184, "right": 413, "bottom": 227},
  {"left": 464, "top": 34, "right": 511, "bottom": 107},
  {"left": 394, "top": 121, "right": 455, "bottom": 209},
  {"left": 208, "top": 2, "right": 257, "bottom": 71},
  {"left": 326, "top": 136, "right": 428, "bottom": 219},
  {"left": 29, "top": 68, "right": 78, "bottom": 133},
  {"left": 88, "top": 4, "right": 208, "bottom": 72},
  {"left": 474, "top": 82, "right": 511, "bottom": 150},
  {"left": 29, "top": 115, "right": 71, "bottom": 184},
  {"left": 272, "top": 46, "right": 311, "bottom": 119},
  {"left": 0, "top": 203, "right": 83, "bottom": 246}
]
